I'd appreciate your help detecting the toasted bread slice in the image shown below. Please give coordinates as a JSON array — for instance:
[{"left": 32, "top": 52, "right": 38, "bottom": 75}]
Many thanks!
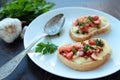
[
  {"left": 70, "top": 16, "right": 111, "bottom": 41},
  {"left": 58, "top": 38, "right": 112, "bottom": 71}
]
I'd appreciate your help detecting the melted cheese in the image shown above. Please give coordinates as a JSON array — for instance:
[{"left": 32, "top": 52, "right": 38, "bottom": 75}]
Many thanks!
[{"left": 72, "top": 40, "right": 111, "bottom": 64}]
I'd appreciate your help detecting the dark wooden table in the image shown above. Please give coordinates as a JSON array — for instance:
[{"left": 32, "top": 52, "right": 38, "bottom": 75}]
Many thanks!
[{"left": 0, "top": 0, "right": 120, "bottom": 80}]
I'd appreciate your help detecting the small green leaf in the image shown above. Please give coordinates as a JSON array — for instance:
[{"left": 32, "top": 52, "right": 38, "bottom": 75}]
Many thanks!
[
  {"left": 78, "top": 22, "right": 85, "bottom": 27},
  {"left": 75, "top": 30, "right": 79, "bottom": 34},
  {"left": 35, "top": 42, "right": 58, "bottom": 55},
  {"left": 72, "top": 48, "right": 77, "bottom": 54},
  {"left": 83, "top": 45, "right": 89, "bottom": 53},
  {"left": 88, "top": 16, "right": 93, "bottom": 22},
  {"left": 96, "top": 39, "right": 103, "bottom": 47}
]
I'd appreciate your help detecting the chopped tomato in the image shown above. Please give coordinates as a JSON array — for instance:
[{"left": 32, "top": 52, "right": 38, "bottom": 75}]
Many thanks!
[
  {"left": 66, "top": 52, "right": 74, "bottom": 60},
  {"left": 84, "top": 26, "right": 89, "bottom": 32},
  {"left": 96, "top": 47, "right": 102, "bottom": 53},
  {"left": 62, "top": 53, "right": 67, "bottom": 57},
  {"left": 89, "top": 22, "right": 96, "bottom": 27},
  {"left": 58, "top": 46, "right": 67, "bottom": 53},
  {"left": 79, "top": 51, "right": 85, "bottom": 57},
  {"left": 94, "top": 20, "right": 100, "bottom": 25},
  {"left": 89, "top": 39, "right": 96, "bottom": 45},
  {"left": 85, "top": 23, "right": 90, "bottom": 27},
  {"left": 89, "top": 56, "right": 96, "bottom": 61},
  {"left": 79, "top": 26, "right": 89, "bottom": 33},
  {"left": 78, "top": 16, "right": 87, "bottom": 22},
  {"left": 74, "top": 42, "right": 83, "bottom": 48},
  {"left": 74, "top": 19, "right": 79, "bottom": 26},
  {"left": 93, "top": 16, "right": 99, "bottom": 21}
]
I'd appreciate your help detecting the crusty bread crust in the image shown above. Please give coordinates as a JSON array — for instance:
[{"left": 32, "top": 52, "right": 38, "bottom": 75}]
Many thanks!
[
  {"left": 58, "top": 38, "right": 112, "bottom": 71},
  {"left": 70, "top": 16, "right": 111, "bottom": 42}
]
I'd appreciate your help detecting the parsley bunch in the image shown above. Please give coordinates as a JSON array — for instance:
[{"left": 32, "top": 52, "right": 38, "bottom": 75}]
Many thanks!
[
  {"left": 35, "top": 42, "right": 58, "bottom": 54},
  {"left": 0, "top": 0, "right": 55, "bottom": 22}
]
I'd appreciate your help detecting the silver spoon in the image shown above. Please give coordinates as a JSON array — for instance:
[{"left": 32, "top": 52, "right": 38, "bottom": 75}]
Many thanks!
[{"left": 0, "top": 14, "right": 65, "bottom": 80}]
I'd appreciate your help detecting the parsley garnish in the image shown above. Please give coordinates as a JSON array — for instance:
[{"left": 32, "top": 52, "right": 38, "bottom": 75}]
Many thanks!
[
  {"left": 78, "top": 22, "right": 85, "bottom": 27},
  {"left": 88, "top": 16, "right": 94, "bottom": 22},
  {"left": 35, "top": 42, "right": 58, "bottom": 54},
  {"left": 75, "top": 30, "right": 79, "bottom": 34},
  {"left": 83, "top": 44, "right": 95, "bottom": 53},
  {"left": 0, "top": 0, "right": 55, "bottom": 22},
  {"left": 96, "top": 39, "right": 103, "bottom": 47},
  {"left": 72, "top": 48, "right": 77, "bottom": 54},
  {"left": 83, "top": 45, "right": 89, "bottom": 53}
]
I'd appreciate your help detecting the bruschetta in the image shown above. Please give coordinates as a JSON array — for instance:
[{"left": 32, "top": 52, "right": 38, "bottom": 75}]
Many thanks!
[
  {"left": 58, "top": 38, "right": 112, "bottom": 71},
  {"left": 70, "top": 15, "right": 111, "bottom": 41}
]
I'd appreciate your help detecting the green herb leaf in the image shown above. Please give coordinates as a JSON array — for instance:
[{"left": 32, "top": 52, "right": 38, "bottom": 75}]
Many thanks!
[
  {"left": 88, "top": 16, "right": 93, "bottom": 22},
  {"left": 83, "top": 44, "right": 95, "bottom": 53},
  {"left": 35, "top": 42, "right": 58, "bottom": 54},
  {"left": 75, "top": 30, "right": 79, "bottom": 34},
  {"left": 83, "top": 45, "right": 89, "bottom": 53},
  {"left": 72, "top": 48, "right": 77, "bottom": 54},
  {"left": 88, "top": 45, "right": 95, "bottom": 50},
  {"left": 78, "top": 22, "right": 85, "bottom": 27},
  {"left": 96, "top": 39, "right": 103, "bottom": 47},
  {"left": 0, "top": 0, "right": 55, "bottom": 22}
]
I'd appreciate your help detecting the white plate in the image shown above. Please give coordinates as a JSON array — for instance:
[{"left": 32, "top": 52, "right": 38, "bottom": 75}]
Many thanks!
[{"left": 24, "top": 7, "right": 120, "bottom": 79}]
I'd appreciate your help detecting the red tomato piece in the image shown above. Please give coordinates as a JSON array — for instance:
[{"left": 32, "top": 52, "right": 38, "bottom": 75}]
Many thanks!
[
  {"left": 62, "top": 53, "right": 67, "bottom": 57},
  {"left": 74, "top": 19, "right": 79, "bottom": 26},
  {"left": 93, "top": 16, "right": 99, "bottom": 21},
  {"left": 89, "top": 56, "right": 96, "bottom": 61},
  {"left": 58, "top": 46, "right": 68, "bottom": 53},
  {"left": 89, "top": 39, "right": 96, "bottom": 45},
  {"left": 66, "top": 52, "right": 74, "bottom": 60},
  {"left": 84, "top": 26, "right": 89, "bottom": 32},
  {"left": 94, "top": 20, "right": 100, "bottom": 25},
  {"left": 79, "top": 51, "right": 85, "bottom": 57},
  {"left": 96, "top": 47, "right": 102, "bottom": 53}
]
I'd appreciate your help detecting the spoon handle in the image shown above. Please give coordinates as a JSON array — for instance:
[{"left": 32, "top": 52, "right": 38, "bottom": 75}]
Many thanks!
[{"left": 0, "top": 33, "right": 47, "bottom": 80}]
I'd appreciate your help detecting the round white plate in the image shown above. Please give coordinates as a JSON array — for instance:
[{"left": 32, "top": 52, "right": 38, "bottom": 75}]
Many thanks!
[{"left": 24, "top": 7, "right": 120, "bottom": 79}]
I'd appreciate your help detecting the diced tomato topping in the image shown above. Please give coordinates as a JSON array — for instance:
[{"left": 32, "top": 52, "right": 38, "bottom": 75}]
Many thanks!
[
  {"left": 58, "top": 46, "right": 72, "bottom": 53},
  {"left": 85, "top": 23, "right": 90, "bottom": 27},
  {"left": 74, "top": 42, "right": 83, "bottom": 48},
  {"left": 89, "top": 39, "right": 96, "bottom": 45},
  {"left": 89, "top": 56, "right": 96, "bottom": 61},
  {"left": 66, "top": 52, "right": 74, "bottom": 60},
  {"left": 78, "top": 16, "right": 87, "bottom": 22},
  {"left": 94, "top": 20, "right": 100, "bottom": 25},
  {"left": 62, "top": 53, "right": 67, "bottom": 57},
  {"left": 79, "top": 26, "right": 89, "bottom": 33},
  {"left": 84, "top": 26, "right": 89, "bottom": 32},
  {"left": 58, "top": 46, "right": 66, "bottom": 53},
  {"left": 65, "top": 46, "right": 72, "bottom": 52},
  {"left": 79, "top": 51, "right": 85, "bottom": 57},
  {"left": 93, "top": 16, "right": 99, "bottom": 21},
  {"left": 74, "top": 19, "right": 79, "bottom": 26},
  {"left": 96, "top": 47, "right": 102, "bottom": 53}
]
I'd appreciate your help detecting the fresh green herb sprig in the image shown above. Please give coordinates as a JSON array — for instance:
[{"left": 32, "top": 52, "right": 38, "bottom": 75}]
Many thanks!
[
  {"left": 0, "top": 0, "right": 55, "bottom": 22},
  {"left": 83, "top": 44, "right": 95, "bottom": 53},
  {"left": 35, "top": 42, "right": 58, "bottom": 54},
  {"left": 88, "top": 16, "right": 94, "bottom": 22},
  {"left": 78, "top": 22, "right": 85, "bottom": 27},
  {"left": 96, "top": 39, "right": 103, "bottom": 47},
  {"left": 72, "top": 48, "right": 77, "bottom": 54}
]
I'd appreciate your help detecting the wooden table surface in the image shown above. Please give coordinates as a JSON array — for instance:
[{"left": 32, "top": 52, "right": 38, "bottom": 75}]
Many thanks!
[{"left": 0, "top": 0, "right": 120, "bottom": 80}]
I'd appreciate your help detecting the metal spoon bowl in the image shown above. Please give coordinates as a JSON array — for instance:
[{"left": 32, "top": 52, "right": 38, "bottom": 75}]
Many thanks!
[{"left": 0, "top": 14, "right": 65, "bottom": 80}]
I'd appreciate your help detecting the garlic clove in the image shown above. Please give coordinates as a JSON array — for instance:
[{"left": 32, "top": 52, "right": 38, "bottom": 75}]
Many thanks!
[
  {"left": 0, "top": 18, "right": 22, "bottom": 43},
  {"left": 20, "top": 26, "right": 28, "bottom": 39}
]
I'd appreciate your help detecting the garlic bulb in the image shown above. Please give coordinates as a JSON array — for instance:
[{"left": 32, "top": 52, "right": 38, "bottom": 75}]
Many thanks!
[{"left": 0, "top": 18, "right": 22, "bottom": 43}]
